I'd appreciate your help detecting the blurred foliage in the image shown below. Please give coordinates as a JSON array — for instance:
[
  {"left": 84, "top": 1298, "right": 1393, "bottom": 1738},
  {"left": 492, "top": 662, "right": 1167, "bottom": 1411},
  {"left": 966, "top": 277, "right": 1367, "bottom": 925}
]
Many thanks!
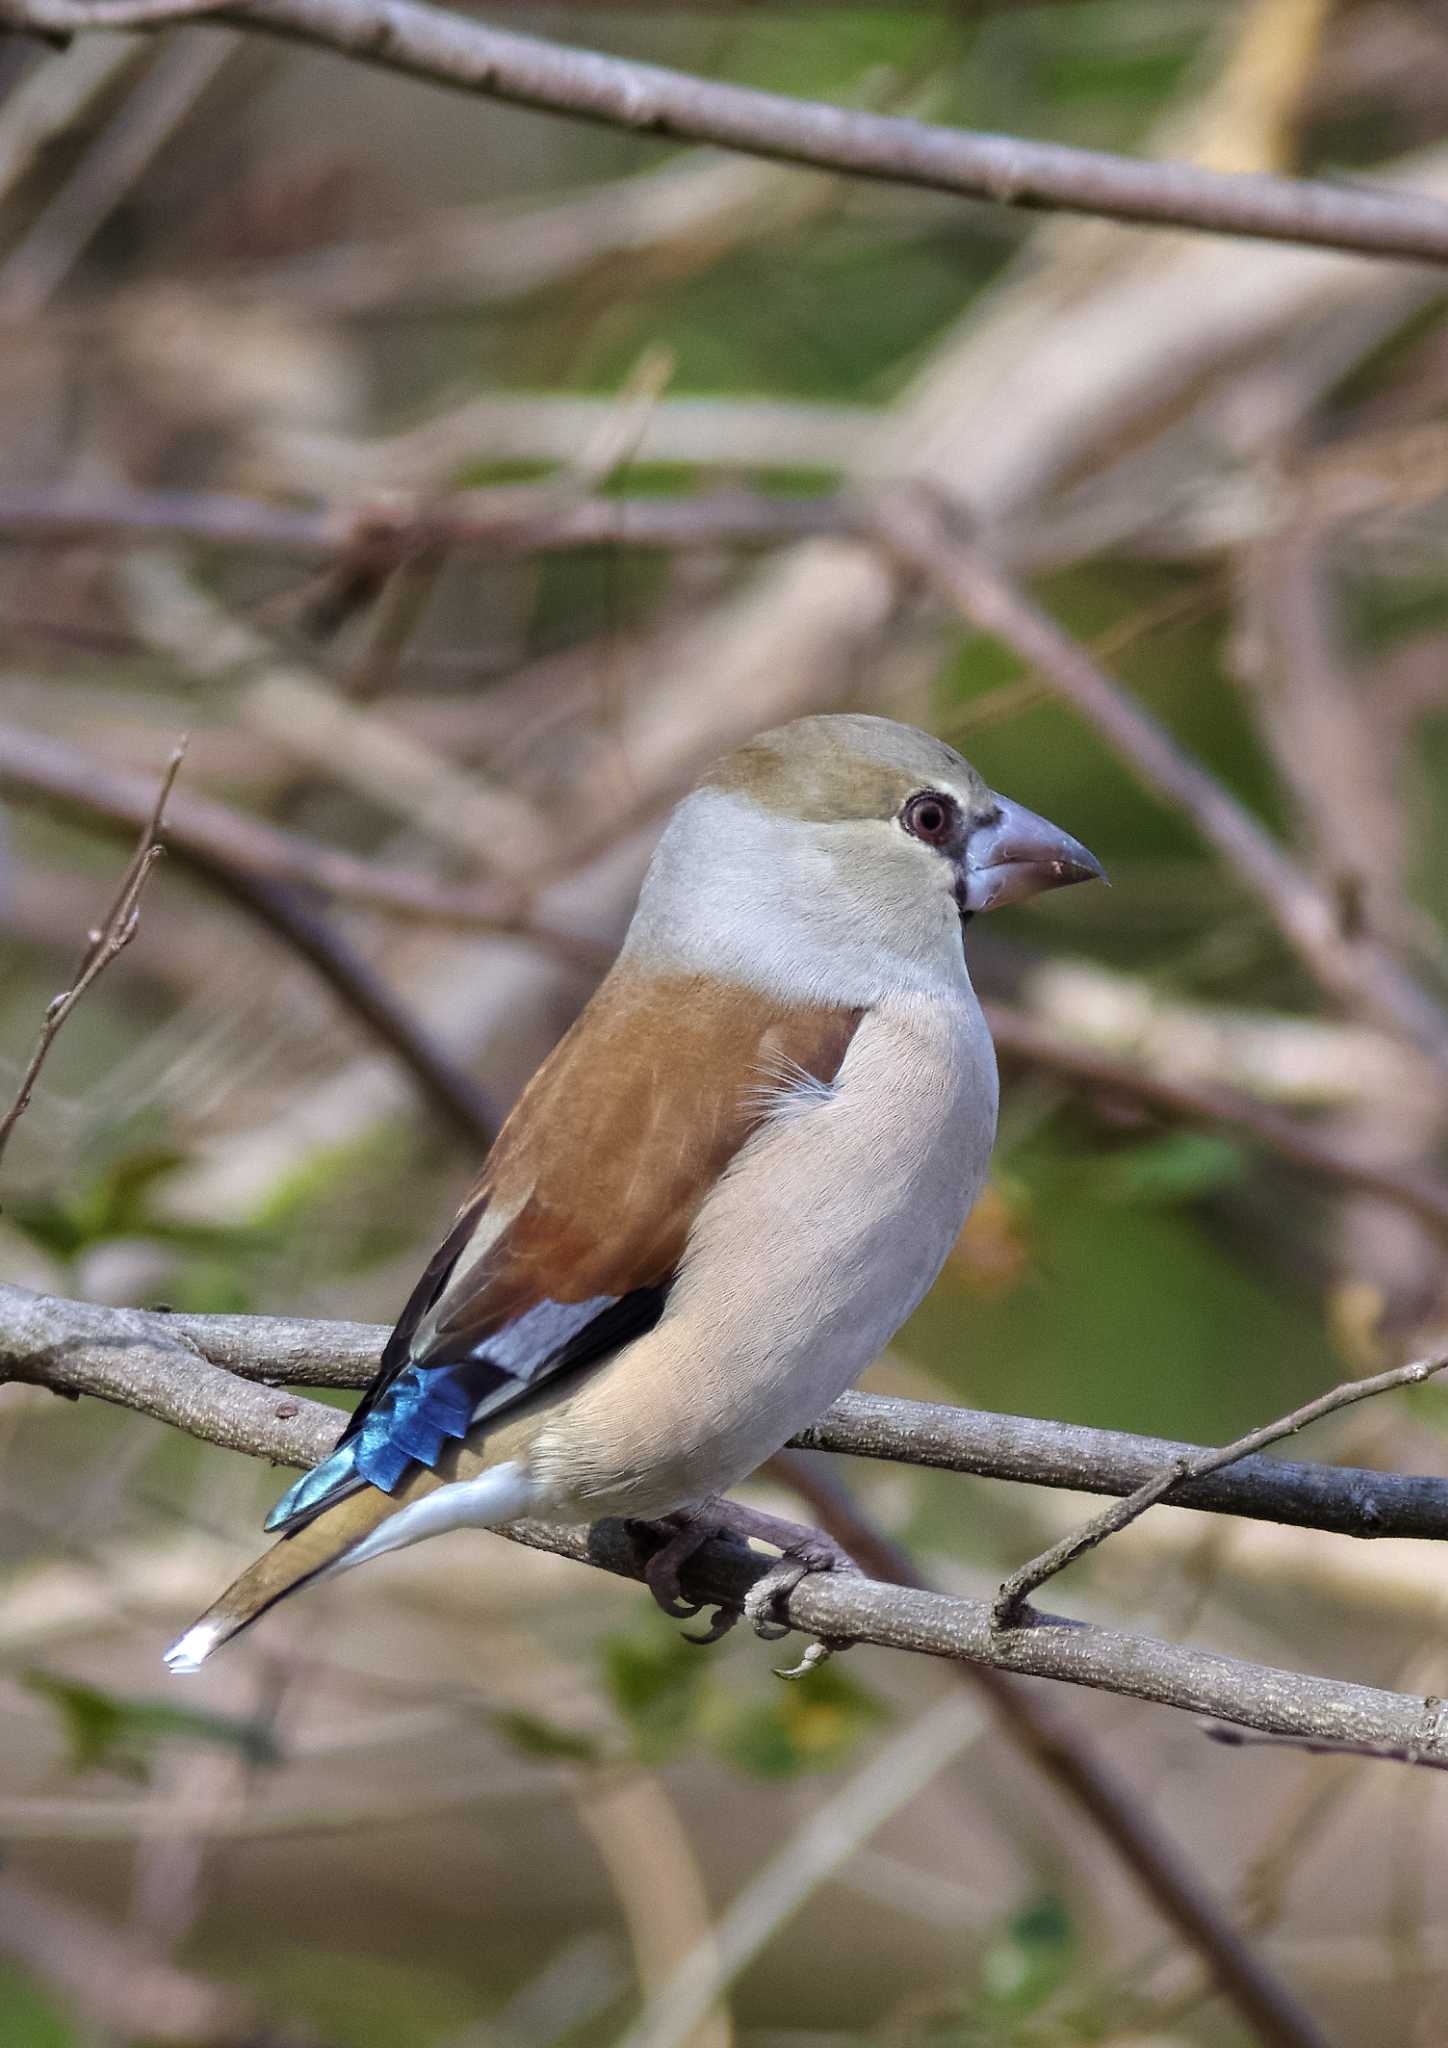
[
  {"left": 22, "top": 1667, "right": 280, "bottom": 1779},
  {"left": 600, "top": 1612, "right": 887, "bottom": 1776}
]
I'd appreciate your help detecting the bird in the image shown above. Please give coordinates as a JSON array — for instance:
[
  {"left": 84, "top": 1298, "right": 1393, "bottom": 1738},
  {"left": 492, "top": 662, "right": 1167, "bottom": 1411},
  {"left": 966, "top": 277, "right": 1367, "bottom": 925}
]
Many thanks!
[{"left": 165, "top": 713, "right": 1102, "bottom": 1673}]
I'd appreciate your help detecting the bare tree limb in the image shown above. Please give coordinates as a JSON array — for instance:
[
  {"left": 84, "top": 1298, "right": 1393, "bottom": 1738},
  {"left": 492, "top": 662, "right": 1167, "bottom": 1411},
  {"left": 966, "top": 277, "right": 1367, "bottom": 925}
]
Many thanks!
[
  {"left": 0, "top": 482, "right": 853, "bottom": 560},
  {"left": 0, "top": 740, "right": 183, "bottom": 1174},
  {"left": 8, "top": 0, "right": 231, "bottom": 26},
  {"left": 12, "top": 1287, "right": 1441, "bottom": 1545},
  {"left": 992, "top": 1353, "right": 1448, "bottom": 1628},
  {"left": 984, "top": 1002, "right": 1448, "bottom": 1245},
  {"left": 4, "top": 1279, "right": 1448, "bottom": 1773},
  {"left": 0, "top": 722, "right": 608, "bottom": 958},
  {"left": 0, "top": 32, "right": 235, "bottom": 320},
  {"left": 795, "top": 1391, "right": 1448, "bottom": 1546},
  {"left": 0, "top": 1282, "right": 1405, "bottom": 2048},
  {"left": 195, "top": 859, "right": 499, "bottom": 1152},
  {"left": 7, "top": 0, "right": 1448, "bottom": 264}
]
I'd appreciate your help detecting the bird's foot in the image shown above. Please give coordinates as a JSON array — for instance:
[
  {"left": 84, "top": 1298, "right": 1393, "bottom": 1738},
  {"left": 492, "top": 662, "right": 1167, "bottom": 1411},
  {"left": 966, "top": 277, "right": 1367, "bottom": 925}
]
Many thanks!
[
  {"left": 626, "top": 1501, "right": 859, "bottom": 1667},
  {"left": 699, "top": 1501, "right": 861, "bottom": 1674},
  {"left": 627, "top": 1507, "right": 748, "bottom": 1644}
]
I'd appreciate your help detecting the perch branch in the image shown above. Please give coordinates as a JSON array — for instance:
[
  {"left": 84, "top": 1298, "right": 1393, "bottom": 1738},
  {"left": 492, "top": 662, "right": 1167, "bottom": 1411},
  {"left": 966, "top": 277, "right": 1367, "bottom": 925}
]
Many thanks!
[
  {"left": 6, "top": 0, "right": 1448, "bottom": 263},
  {"left": 3, "top": 1283, "right": 1448, "bottom": 1772},
  {"left": 12, "top": 1289, "right": 1445, "bottom": 1545},
  {"left": 1, "top": 1284, "right": 1399, "bottom": 2048}
]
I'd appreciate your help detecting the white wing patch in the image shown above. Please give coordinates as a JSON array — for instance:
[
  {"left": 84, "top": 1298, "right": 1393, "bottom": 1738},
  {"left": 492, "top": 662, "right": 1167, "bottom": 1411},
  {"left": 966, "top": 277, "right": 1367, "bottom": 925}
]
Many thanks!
[{"left": 745, "top": 1046, "right": 840, "bottom": 1126}]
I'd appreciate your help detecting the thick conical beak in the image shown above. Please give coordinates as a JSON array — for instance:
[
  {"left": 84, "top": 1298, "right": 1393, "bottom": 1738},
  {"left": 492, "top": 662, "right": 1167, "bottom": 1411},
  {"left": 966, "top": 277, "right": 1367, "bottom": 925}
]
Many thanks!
[{"left": 957, "top": 794, "right": 1105, "bottom": 913}]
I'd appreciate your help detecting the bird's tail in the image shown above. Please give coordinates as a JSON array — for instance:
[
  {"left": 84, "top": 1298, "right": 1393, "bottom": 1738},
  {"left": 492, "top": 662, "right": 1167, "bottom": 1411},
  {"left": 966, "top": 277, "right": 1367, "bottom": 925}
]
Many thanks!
[
  {"left": 163, "top": 1436, "right": 534, "bottom": 1674},
  {"left": 163, "top": 1468, "right": 439, "bottom": 1674}
]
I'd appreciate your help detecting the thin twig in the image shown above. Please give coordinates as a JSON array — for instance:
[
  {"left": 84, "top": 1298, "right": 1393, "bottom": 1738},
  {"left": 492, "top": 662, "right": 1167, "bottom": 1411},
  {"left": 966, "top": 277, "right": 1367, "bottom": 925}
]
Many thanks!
[
  {"left": 0, "top": 32, "right": 234, "bottom": 320},
  {"left": 10, "top": 0, "right": 1448, "bottom": 263},
  {"left": 617, "top": 1697, "right": 985, "bottom": 2048},
  {"left": 1203, "top": 1724, "right": 1448, "bottom": 1773},
  {"left": 0, "top": 36, "right": 145, "bottom": 209},
  {"left": 0, "top": 741, "right": 184, "bottom": 1176},
  {"left": 992, "top": 1354, "right": 1448, "bottom": 1629}
]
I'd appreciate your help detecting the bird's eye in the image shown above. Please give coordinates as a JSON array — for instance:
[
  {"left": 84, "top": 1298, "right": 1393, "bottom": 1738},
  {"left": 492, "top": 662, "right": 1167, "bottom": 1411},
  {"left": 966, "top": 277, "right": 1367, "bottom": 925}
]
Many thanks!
[{"left": 901, "top": 791, "right": 957, "bottom": 846}]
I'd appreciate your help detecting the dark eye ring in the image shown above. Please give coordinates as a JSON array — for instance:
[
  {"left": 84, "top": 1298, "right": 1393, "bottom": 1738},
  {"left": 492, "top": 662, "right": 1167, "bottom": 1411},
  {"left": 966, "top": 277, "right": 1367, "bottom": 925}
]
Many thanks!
[{"left": 902, "top": 791, "right": 956, "bottom": 846}]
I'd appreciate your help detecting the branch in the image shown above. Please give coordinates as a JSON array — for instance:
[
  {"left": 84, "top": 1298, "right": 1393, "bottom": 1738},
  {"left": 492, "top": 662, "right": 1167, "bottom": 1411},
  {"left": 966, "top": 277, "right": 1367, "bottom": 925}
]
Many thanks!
[
  {"left": 772, "top": 1453, "right": 1331, "bottom": 2048},
  {"left": 992, "top": 1353, "right": 1448, "bottom": 1628},
  {"left": 1203, "top": 1723, "right": 1448, "bottom": 1773},
  {"left": 0, "top": 483, "right": 853, "bottom": 560},
  {"left": 5, "top": 1282, "right": 1448, "bottom": 1766},
  {"left": 0, "top": 741, "right": 183, "bottom": 1174},
  {"left": 984, "top": 1002, "right": 1448, "bottom": 1245},
  {"left": 0, "top": 1284, "right": 1383, "bottom": 2048},
  {"left": 195, "top": 860, "right": 499, "bottom": 1152},
  {"left": 17, "top": 1288, "right": 1446, "bottom": 1545},
  {"left": 0, "top": 721, "right": 606, "bottom": 957},
  {"left": 8, "top": 0, "right": 1448, "bottom": 263}
]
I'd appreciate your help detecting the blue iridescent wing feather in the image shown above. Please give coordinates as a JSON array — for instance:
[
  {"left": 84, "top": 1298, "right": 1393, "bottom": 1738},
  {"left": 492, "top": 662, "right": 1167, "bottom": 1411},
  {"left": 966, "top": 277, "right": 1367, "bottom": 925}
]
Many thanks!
[{"left": 265, "top": 1284, "right": 667, "bottom": 1533}]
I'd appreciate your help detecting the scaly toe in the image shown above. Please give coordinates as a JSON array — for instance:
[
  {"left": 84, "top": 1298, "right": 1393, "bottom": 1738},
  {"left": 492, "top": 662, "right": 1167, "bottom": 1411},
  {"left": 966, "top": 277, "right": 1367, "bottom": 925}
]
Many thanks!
[{"left": 743, "top": 1559, "right": 809, "bottom": 1640}]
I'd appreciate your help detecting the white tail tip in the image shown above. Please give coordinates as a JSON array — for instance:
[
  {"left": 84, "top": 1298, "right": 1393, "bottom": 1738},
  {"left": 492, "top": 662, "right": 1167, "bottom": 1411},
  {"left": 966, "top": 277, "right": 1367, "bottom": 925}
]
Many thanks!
[{"left": 163, "top": 1619, "right": 225, "bottom": 1674}]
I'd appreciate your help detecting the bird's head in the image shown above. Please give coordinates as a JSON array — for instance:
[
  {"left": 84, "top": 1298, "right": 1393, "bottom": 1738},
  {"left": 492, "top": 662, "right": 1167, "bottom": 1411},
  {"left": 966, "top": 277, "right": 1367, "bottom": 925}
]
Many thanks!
[{"left": 626, "top": 714, "right": 1104, "bottom": 1003}]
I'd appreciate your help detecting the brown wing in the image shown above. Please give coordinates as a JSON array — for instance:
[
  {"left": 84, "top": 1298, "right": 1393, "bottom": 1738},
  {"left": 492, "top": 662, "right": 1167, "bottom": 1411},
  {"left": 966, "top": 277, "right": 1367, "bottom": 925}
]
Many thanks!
[
  {"left": 275, "top": 969, "right": 862, "bottom": 1528},
  {"left": 422, "top": 969, "right": 864, "bottom": 1359}
]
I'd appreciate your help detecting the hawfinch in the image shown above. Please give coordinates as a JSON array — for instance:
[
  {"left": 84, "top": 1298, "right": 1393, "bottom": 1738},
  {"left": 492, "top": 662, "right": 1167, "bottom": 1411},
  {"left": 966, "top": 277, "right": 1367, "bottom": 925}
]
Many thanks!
[{"left": 166, "top": 714, "right": 1100, "bottom": 1671}]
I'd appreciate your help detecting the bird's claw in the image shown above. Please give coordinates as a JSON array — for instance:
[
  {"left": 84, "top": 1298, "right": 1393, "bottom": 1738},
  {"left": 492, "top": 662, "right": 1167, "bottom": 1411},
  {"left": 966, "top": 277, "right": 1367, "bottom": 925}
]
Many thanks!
[
  {"left": 628, "top": 1507, "right": 859, "bottom": 1671},
  {"left": 682, "top": 1604, "right": 742, "bottom": 1646},
  {"left": 774, "top": 1635, "right": 852, "bottom": 1681},
  {"left": 742, "top": 1534, "right": 860, "bottom": 1650},
  {"left": 630, "top": 1512, "right": 746, "bottom": 1640}
]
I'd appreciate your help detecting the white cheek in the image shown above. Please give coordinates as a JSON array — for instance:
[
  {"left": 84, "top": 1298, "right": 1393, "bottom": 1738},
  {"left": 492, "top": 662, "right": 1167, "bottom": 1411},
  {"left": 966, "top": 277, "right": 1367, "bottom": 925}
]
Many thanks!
[{"left": 625, "top": 795, "right": 971, "bottom": 1005}]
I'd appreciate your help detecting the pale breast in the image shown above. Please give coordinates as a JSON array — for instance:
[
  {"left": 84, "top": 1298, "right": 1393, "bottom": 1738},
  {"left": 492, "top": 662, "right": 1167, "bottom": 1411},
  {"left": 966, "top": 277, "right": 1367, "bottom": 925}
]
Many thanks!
[{"left": 531, "top": 987, "right": 999, "bottom": 1517}]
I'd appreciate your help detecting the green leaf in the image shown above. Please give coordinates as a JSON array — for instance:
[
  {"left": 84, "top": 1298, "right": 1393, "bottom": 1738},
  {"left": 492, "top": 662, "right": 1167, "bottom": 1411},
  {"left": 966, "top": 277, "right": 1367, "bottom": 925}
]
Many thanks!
[
  {"left": 601, "top": 1623, "right": 709, "bottom": 1762},
  {"left": 1090, "top": 1130, "right": 1244, "bottom": 1207},
  {"left": 0, "top": 1966, "right": 72, "bottom": 2048},
  {"left": 23, "top": 1670, "right": 280, "bottom": 1780},
  {"left": 717, "top": 1661, "right": 887, "bottom": 1779},
  {"left": 490, "top": 1708, "right": 604, "bottom": 1766},
  {"left": 979, "top": 1892, "right": 1075, "bottom": 2015}
]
